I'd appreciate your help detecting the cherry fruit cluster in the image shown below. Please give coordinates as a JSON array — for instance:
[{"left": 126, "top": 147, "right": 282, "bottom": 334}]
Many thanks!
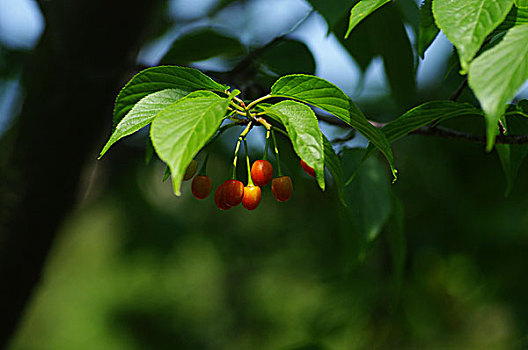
[{"left": 183, "top": 157, "right": 305, "bottom": 211}]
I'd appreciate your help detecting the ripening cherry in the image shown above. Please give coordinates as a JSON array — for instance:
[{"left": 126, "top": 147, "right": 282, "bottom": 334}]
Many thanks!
[
  {"left": 223, "top": 179, "right": 244, "bottom": 207},
  {"left": 183, "top": 159, "right": 198, "bottom": 181},
  {"left": 251, "top": 160, "right": 273, "bottom": 186},
  {"left": 242, "top": 185, "right": 261, "bottom": 210},
  {"left": 271, "top": 176, "right": 293, "bottom": 202},
  {"left": 214, "top": 183, "right": 232, "bottom": 210},
  {"left": 191, "top": 175, "right": 212, "bottom": 199},
  {"left": 300, "top": 159, "right": 315, "bottom": 177}
]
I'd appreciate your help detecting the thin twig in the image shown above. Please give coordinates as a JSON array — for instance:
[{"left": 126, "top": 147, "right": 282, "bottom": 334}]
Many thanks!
[{"left": 449, "top": 77, "right": 468, "bottom": 101}]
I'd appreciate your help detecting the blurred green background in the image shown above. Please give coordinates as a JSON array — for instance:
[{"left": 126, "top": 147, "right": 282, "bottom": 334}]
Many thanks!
[{"left": 2, "top": 0, "right": 528, "bottom": 348}]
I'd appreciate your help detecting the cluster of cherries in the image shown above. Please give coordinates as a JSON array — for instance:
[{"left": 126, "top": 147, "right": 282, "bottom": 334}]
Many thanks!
[{"left": 182, "top": 157, "right": 315, "bottom": 211}]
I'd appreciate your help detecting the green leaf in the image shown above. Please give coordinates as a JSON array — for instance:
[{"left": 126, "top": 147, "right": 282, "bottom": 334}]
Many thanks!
[
  {"left": 398, "top": 0, "right": 420, "bottom": 35},
  {"left": 347, "top": 101, "right": 482, "bottom": 185},
  {"left": 145, "top": 137, "right": 154, "bottom": 165},
  {"left": 264, "top": 100, "right": 325, "bottom": 190},
  {"left": 381, "top": 100, "right": 483, "bottom": 143},
  {"left": 100, "top": 89, "right": 188, "bottom": 158},
  {"left": 496, "top": 114, "right": 528, "bottom": 195},
  {"left": 150, "top": 94, "right": 230, "bottom": 196},
  {"left": 159, "top": 28, "right": 245, "bottom": 65},
  {"left": 342, "top": 148, "right": 392, "bottom": 242},
  {"left": 494, "top": 6, "right": 528, "bottom": 35},
  {"left": 271, "top": 74, "right": 350, "bottom": 118},
  {"left": 432, "top": 0, "right": 514, "bottom": 73},
  {"left": 322, "top": 134, "right": 346, "bottom": 206},
  {"left": 345, "top": 0, "right": 391, "bottom": 38},
  {"left": 270, "top": 74, "right": 396, "bottom": 179},
  {"left": 162, "top": 166, "right": 171, "bottom": 182},
  {"left": 259, "top": 39, "right": 316, "bottom": 76},
  {"left": 306, "top": 0, "right": 355, "bottom": 31},
  {"left": 347, "top": 104, "right": 397, "bottom": 180},
  {"left": 468, "top": 24, "right": 528, "bottom": 150},
  {"left": 113, "top": 66, "right": 228, "bottom": 126},
  {"left": 418, "top": 0, "right": 439, "bottom": 58},
  {"left": 516, "top": 0, "right": 528, "bottom": 8},
  {"left": 340, "top": 4, "right": 416, "bottom": 109}
]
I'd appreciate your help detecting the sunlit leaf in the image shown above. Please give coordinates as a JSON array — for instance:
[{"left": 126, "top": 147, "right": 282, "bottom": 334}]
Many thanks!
[
  {"left": 432, "top": 0, "right": 514, "bottom": 73},
  {"left": 270, "top": 74, "right": 396, "bottom": 179},
  {"left": 264, "top": 100, "right": 325, "bottom": 190},
  {"left": 114, "top": 66, "right": 228, "bottom": 126},
  {"left": 150, "top": 93, "right": 230, "bottom": 196},
  {"left": 100, "top": 89, "right": 188, "bottom": 157},
  {"left": 468, "top": 24, "right": 528, "bottom": 150}
]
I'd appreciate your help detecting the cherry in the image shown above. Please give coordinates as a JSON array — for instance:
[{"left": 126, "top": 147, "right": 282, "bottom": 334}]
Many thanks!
[
  {"left": 300, "top": 159, "right": 315, "bottom": 177},
  {"left": 191, "top": 175, "right": 212, "bottom": 199},
  {"left": 183, "top": 159, "right": 198, "bottom": 181},
  {"left": 214, "top": 183, "right": 232, "bottom": 210},
  {"left": 223, "top": 179, "right": 244, "bottom": 207},
  {"left": 271, "top": 176, "right": 293, "bottom": 202},
  {"left": 251, "top": 160, "right": 273, "bottom": 186},
  {"left": 242, "top": 185, "right": 261, "bottom": 210}
]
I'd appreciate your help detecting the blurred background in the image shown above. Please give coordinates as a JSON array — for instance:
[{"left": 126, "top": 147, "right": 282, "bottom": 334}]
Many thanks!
[{"left": 2, "top": 0, "right": 528, "bottom": 348}]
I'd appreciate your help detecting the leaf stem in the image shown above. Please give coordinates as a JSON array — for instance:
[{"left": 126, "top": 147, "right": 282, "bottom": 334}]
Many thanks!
[{"left": 246, "top": 94, "right": 273, "bottom": 110}]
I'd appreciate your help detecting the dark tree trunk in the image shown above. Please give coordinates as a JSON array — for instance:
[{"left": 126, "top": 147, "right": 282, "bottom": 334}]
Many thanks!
[{"left": 0, "top": 0, "right": 161, "bottom": 346}]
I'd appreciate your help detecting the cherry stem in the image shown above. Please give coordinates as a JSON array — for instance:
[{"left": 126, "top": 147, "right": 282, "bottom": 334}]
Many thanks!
[
  {"left": 271, "top": 128, "right": 283, "bottom": 176},
  {"left": 231, "top": 122, "right": 253, "bottom": 179},
  {"left": 263, "top": 128, "right": 270, "bottom": 161},
  {"left": 243, "top": 138, "right": 254, "bottom": 186}
]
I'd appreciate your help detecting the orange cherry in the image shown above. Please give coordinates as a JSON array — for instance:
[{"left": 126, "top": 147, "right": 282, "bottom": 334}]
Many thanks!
[
  {"left": 242, "top": 185, "right": 261, "bottom": 210},
  {"left": 251, "top": 159, "right": 273, "bottom": 186}
]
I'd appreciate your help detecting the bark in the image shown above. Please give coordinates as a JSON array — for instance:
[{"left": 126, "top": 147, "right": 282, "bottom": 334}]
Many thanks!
[{"left": 0, "top": 0, "right": 161, "bottom": 345}]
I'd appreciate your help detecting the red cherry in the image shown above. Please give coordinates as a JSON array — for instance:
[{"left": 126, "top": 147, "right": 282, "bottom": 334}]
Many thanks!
[
  {"left": 183, "top": 159, "right": 198, "bottom": 181},
  {"left": 223, "top": 179, "right": 244, "bottom": 207},
  {"left": 214, "top": 183, "right": 231, "bottom": 210},
  {"left": 271, "top": 176, "right": 293, "bottom": 202},
  {"left": 300, "top": 159, "right": 315, "bottom": 177},
  {"left": 251, "top": 160, "right": 273, "bottom": 186},
  {"left": 242, "top": 185, "right": 261, "bottom": 210},
  {"left": 191, "top": 175, "right": 212, "bottom": 199}
]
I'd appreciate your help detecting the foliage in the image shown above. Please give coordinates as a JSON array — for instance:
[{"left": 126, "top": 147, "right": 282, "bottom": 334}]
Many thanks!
[
  {"left": 98, "top": 0, "right": 528, "bottom": 261},
  {"left": 6, "top": 0, "right": 528, "bottom": 347}
]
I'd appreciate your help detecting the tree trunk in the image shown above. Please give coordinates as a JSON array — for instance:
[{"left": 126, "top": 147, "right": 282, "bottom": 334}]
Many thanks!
[{"left": 0, "top": 0, "right": 160, "bottom": 345}]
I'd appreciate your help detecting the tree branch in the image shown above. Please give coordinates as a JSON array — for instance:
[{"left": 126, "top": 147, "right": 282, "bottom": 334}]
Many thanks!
[{"left": 449, "top": 77, "right": 468, "bottom": 101}]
